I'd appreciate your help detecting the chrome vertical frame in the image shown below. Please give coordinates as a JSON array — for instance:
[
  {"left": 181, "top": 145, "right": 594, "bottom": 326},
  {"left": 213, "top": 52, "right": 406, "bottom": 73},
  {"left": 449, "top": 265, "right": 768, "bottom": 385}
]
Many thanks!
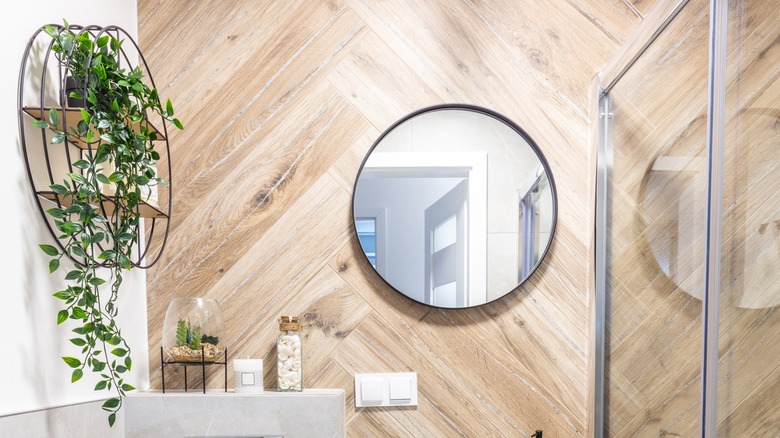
[
  {"left": 591, "top": 93, "right": 612, "bottom": 438},
  {"left": 701, "top": 0, "right": 728, "bottom": 436}
]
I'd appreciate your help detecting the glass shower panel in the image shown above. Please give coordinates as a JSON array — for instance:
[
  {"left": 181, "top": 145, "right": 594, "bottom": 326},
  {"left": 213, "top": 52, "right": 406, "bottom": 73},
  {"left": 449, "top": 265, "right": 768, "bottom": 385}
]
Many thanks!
[
  {"left": 716, "top": 0, "right": 780, "bottom": 434},
  {"left": 604, "top": 0, "right": 710, "bottom": 435}
]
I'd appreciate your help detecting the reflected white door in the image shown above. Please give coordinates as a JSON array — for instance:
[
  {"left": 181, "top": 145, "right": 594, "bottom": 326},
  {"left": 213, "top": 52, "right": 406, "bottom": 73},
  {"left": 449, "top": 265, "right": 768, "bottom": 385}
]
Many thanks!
[{"left": 424, "top": 179, "right": 468, "bottom": 307}]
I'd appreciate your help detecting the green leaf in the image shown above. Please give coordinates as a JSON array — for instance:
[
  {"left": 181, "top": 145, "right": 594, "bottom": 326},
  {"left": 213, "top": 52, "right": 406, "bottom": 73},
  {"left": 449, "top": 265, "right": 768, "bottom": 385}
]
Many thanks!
[
  {"left": 172, "top": 118, "right": 184, "bottom": 130},
  {"left": 58, "top": 221, "right": 83, "bottom": 235},
  {"left": 96, "top": 35, "right": 109, "bottom": 48},
  {"left": 53, "top": 291, "right": 70, "bottom": 300},
  {"left": 72, "top": 159, "right": 90, "bottom": 169},
  {"left": 71, "top": 369, "right": 83, "bottom": 383},
  {"left": 166, "top": 99, "right": 173, "bottom": 116},
  {"left": 65, "top": 270, "right": 82, "bottom": 281},
  {"left": 108, "top": 172, "right": 125, "bottom": 183},
  {"left": 30, "top": 119, "right": 49, "bottom": 129},
  {"left": 69, "top": 337, "right": 87, "bottom": 346},
  {"left": 71, "top": 307, "right": 87, "bottom": 319},
  {"left": 50, "top": 184, "right": 68, "bottom": 194},
  {"left": 97, "top": 119, "right": 110, "bottom": 129},
  {"left": 70, "top": 245, "right": 86, "bottom": 258},
  {"left": 111, "top": 348, "right": 128, "bottom": 357},
  {"left": 118, "top": 255, "right": 132, "bottom": 270},
  {"left": 49, "top": 258, "right": 60, "bottom": 273},
  {"left": 94, "top": 380, "right": 108, "bottom": 391},
  {"left": 98, "top": 250, "right": 116, "bottom": 260},
  {"left": 124, "top": 356, "right": 132, "bottom": 371},
  {"left": 67, "top": 173, "right": 88, "bottom": 185},
  {"left": 80, "top": 108, "right": 91, "bottom": 124},
  {"left": 108, "top": 413, "right": 116, "bottom": 427},
  {"left": 48, "top": 107, "right": 60, "bottom": 126},
  {"left": 45, "top": 207, "right": 66, "bottom": 218},
  {"left": 76, "top": 120, "right": 88, "bottom": 136},
  {"left": 57, "top": 310, "right": 68, "bottom": 325},
  {"left": 91, "top": 232, "right": 106, "bottom": 244},
  {"left": 89, "top": 277, "right": 106, "bottom": 286},
  {"left": 121, "top": 383, "right": 135, "bottom": 392},
  {"left": 62, "top": 356, "right": 81, "bottom": 368},
  {"left": 86, "top": 130, "right": 94, "bottom": 143},
  {"left": 102, "top": 397, "right": 120, "bottom": 410},
  {"left": 39, "top": 244, "right": 59, "bottom": 256},
  {"left": 115, "top": 365, "right": 128, "bottom": 373},
  {"left": 63, "top": 205, "right": 82, "bottom": 215},
  {"left": 51, "top": 135, "right": 65, "bottom": 144},
  {"left": 111, "top": 99, "right": 119, "bottom": 113},
  {"left": 97, "top": 173, "right": 110, "bottom": 184}
]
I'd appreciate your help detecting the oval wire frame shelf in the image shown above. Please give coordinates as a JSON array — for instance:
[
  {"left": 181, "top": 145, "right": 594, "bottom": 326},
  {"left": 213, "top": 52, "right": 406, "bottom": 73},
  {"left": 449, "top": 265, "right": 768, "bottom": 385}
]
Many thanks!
[{"left": 18, "top": 23, "right": 171, "bottom": 269}]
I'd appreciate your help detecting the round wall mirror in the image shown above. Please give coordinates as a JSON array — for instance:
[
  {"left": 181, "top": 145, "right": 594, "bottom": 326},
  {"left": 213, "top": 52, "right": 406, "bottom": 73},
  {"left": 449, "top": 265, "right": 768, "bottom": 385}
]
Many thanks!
[{"left": 352, "top": 104, "right": 557, "bottom": 308}]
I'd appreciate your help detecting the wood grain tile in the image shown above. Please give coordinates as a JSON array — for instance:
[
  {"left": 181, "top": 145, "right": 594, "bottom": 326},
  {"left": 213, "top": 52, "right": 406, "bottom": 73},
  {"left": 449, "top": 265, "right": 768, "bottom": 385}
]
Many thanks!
[{"left": 137, "top": 0, "right": 660, "bottom": 435}]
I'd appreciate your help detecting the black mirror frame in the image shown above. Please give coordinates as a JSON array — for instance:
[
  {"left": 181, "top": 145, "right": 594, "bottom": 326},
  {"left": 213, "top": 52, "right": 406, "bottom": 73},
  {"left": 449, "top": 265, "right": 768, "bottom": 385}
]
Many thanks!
[{"left": 351, "top": 103, "right": 558, "bottom": 309}]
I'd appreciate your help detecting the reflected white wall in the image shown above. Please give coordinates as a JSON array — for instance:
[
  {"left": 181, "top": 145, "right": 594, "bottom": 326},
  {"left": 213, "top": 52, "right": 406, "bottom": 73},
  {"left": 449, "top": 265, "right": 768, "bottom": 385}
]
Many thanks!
[{"left": 355, "top": 177, "right": 463, "bottom": 302}]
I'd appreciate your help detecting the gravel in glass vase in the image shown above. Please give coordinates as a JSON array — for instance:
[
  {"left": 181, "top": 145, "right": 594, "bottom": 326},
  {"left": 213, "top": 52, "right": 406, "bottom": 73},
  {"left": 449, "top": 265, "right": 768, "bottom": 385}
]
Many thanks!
[{"left": 162, "top": 298, "right": 225, "bottom": 363}]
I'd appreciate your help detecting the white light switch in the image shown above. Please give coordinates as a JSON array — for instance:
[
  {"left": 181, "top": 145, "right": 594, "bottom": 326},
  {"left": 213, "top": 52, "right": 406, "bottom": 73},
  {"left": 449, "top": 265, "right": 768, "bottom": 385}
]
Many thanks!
[
  {"left": 355, "top": 373, "right": 417, "bottom": 408},
  {"left": 389, "top": 377, "right": 412, "bottom": 401},
  {"left": 360, "top": 378, "right": 383, "bottom": 403}
]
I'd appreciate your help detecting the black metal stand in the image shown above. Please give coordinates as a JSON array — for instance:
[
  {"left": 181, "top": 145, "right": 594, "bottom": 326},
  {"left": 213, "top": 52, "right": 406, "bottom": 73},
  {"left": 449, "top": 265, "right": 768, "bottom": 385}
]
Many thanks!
[{"left": 161, "top": 346, "right": 228, "bottom": 393}]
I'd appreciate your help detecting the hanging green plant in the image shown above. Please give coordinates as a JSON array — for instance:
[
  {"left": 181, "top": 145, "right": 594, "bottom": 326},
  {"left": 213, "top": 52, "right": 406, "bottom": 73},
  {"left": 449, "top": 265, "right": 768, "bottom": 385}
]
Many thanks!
[{"left": 31, "top": 21, "right": 183, "bottom": 427}]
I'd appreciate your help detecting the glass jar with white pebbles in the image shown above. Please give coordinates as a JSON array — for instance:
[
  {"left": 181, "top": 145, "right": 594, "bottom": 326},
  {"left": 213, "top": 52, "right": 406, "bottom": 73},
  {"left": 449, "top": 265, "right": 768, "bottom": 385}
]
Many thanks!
[{"left": 276, "top": 315, "right": 303, "bottom": 391}]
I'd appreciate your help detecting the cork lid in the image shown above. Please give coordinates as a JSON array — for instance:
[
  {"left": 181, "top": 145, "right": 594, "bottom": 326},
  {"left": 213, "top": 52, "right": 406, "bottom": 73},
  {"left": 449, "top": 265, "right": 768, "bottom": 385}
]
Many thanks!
[{"left": 279, "top": 315, "right": 301, "bottom": 331}]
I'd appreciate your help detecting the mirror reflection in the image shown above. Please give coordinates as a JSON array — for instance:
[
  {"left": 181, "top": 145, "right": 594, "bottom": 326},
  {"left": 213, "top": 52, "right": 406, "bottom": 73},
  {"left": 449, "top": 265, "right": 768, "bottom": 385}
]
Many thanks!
[{"left": 353, "top": 105, "right": 557, "bottom": 308}]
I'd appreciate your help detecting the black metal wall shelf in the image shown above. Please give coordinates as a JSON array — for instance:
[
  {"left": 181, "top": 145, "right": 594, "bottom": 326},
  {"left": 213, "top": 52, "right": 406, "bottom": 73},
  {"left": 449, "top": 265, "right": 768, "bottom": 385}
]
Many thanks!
[{"left": 17, "top": 23, "right": 172, "bottom": 268}]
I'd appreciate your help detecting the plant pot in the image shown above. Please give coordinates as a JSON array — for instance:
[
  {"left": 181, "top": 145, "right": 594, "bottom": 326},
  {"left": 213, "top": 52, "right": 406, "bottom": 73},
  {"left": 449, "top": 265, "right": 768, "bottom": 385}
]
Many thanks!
[
  {"left": 162, "top": 298, "right": 225, "bottom": 363},
  {"left": 64, "top": 75, "right": 88, "bottom": 108}
]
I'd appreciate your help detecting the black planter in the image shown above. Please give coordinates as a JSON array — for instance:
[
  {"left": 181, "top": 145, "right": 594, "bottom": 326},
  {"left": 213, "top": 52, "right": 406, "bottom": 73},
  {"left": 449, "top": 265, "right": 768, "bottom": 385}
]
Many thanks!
[{"left": 64, "top": 75, "right": 88, "bottom": 108}]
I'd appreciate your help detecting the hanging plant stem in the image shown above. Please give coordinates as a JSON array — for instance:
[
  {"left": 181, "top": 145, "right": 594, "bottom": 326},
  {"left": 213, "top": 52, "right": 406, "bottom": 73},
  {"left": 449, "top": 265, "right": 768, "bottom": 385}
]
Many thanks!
[{"left": 33, "top": 21, "right": 183, "bottom": 427}]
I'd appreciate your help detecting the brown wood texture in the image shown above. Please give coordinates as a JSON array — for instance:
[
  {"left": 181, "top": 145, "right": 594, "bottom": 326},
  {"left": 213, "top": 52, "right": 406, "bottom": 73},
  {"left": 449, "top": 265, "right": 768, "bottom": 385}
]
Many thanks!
[
  {"left": 604, "top": 0, "right": 780, "bottom": 436},
  {"left": 137, "top": 0, "right": 660, "bottom": 436}
]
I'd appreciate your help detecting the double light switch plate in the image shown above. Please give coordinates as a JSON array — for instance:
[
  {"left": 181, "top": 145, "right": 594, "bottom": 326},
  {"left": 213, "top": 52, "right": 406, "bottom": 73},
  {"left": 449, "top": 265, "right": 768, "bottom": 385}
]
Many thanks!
[{"left": 354, "top": 372, "right": 417, "bottom": 408}]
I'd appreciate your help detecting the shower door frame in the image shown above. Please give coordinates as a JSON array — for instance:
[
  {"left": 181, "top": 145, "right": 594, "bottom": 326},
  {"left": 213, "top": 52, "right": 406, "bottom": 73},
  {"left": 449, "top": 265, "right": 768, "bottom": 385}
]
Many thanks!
[{"left": 590, "top": 0, "right": 729, "bottom": 437}]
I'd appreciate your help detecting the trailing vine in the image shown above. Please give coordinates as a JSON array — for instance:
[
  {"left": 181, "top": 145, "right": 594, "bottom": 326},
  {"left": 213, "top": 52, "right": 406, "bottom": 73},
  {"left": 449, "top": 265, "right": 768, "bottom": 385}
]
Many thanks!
[{"left": 31, "top": 21, "right": 182, "bottom": 427}]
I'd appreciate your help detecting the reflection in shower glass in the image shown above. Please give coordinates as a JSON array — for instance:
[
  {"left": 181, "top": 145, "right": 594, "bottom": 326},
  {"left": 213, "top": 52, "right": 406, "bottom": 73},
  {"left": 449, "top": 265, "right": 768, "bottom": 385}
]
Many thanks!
[
  {"left": 716, "top": 0, "right": 780, "bottom": 434},
  {"left": 603, "top": 0, "right": 709, "bottom": 435}
]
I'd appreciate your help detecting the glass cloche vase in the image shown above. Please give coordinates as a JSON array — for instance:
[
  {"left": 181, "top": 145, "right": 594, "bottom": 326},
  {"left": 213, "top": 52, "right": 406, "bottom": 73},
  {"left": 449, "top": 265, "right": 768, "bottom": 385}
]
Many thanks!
[{"left": 162, "top": 298, "right": 225, "bottom": 363}]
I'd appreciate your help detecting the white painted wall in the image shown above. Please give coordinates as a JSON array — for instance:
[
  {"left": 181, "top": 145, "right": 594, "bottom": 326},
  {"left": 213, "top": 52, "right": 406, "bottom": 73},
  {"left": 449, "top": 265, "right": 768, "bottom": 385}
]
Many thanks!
[{"left": 1, "top": 1, "right": 149, "bottom": 417}]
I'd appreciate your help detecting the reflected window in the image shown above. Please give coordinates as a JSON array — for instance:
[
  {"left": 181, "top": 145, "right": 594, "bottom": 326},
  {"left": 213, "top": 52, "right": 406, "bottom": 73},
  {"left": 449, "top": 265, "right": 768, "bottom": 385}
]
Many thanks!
[{"left": 356, "top": 218, "right": 377, "bottom": 268}]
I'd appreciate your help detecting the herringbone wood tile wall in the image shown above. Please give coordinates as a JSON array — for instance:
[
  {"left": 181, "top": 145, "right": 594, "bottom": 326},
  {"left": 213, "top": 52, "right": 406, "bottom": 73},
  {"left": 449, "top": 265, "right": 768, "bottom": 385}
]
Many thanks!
[{"left": 138, "top": 1, "right": 659, "bottom": 436}]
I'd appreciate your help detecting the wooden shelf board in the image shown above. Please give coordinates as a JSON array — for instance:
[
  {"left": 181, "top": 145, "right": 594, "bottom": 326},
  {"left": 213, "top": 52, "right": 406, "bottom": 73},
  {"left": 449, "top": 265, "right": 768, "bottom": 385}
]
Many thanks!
[
  {"left": 22, "top": 106, "right": 166, "bottom": 150},
  {"left": 37, "top": 191, "right": 168, "bottom": 219}
]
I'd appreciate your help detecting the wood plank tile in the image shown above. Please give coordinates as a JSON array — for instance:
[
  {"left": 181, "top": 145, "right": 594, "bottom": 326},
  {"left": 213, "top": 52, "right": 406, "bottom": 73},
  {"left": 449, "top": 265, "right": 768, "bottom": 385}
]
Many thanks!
[
  {"left": 327, "top": 31, "right": 444, "bottom": 130},
  {"left": 463, "top": 0, "right": 619, "bottom": 111},
  {"left": 136, "top": 0, "right": 659, "bottom": 434},
  {"left": 332, "top": 312, "right": 510, "bottom": 437}
]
